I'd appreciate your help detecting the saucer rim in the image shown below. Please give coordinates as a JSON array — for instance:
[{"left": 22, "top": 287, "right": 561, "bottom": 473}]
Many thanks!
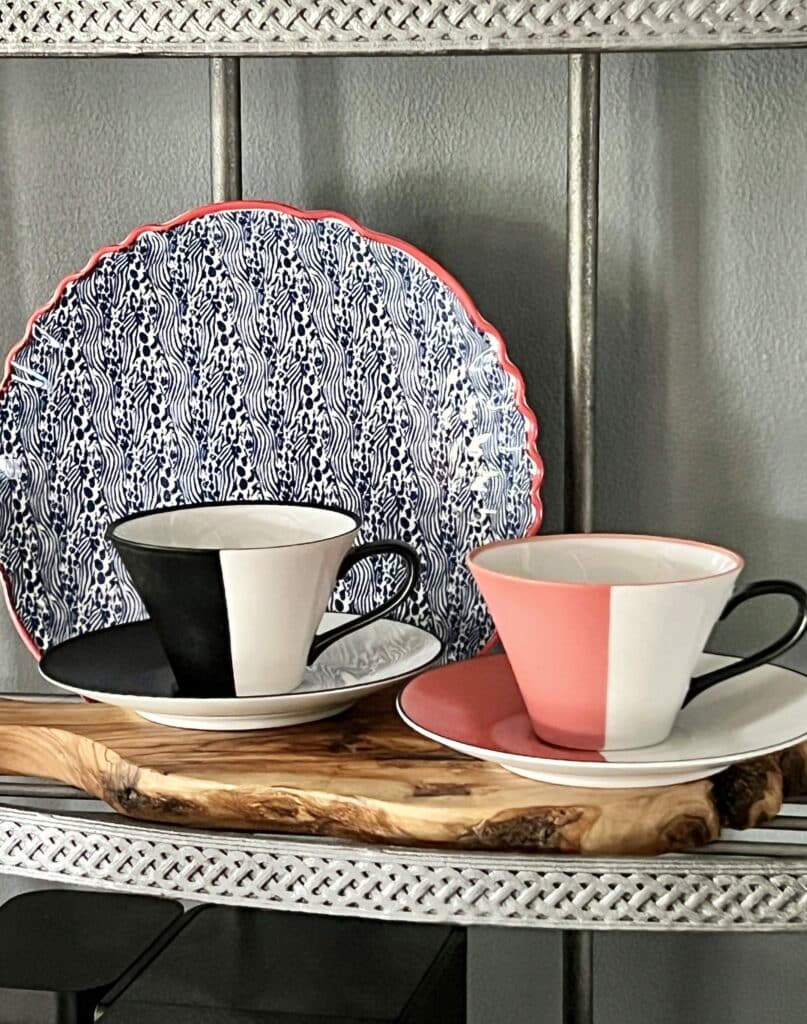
[
  {"left": 45, "top": 665, "right": 431, "bottom": 714},
  {"left": 397, "top": 653, "right": 807, "bottom": 771},
  {"left": 39, "top": 614, "right": 443, "bottom": 707}
]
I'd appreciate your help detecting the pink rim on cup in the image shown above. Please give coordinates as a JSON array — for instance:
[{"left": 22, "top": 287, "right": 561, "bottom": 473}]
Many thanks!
[{"left": 468, "top": 533, "right": 807, "bottom": 751}]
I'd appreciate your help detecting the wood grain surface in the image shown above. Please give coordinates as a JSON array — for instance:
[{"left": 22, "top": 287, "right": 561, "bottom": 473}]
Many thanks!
[{"left": 0, "top": 693, "right": 803, "bottom": 855}]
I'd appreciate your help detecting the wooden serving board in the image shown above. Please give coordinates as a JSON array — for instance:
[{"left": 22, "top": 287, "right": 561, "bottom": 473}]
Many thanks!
[{"left": 0, "top": 692, "right": 804, "bottom": 856}]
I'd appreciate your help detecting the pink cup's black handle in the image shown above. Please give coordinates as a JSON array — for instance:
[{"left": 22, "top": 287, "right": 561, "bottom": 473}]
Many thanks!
[
  {"left": 307, "top": 540, "right": 420, "bottom": 664},
  {"left": 684, "top": 579, "right": 807, "bottom": 706}
]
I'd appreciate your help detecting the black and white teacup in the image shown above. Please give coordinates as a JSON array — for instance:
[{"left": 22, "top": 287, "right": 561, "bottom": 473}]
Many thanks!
[{"left": 108, "top": 501, "right": 419, "bottom": 699}]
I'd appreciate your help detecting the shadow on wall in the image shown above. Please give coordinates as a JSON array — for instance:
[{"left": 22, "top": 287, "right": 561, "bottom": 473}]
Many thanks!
[{"left": 417, "top": 210, "right": 663, "bottom": 542}]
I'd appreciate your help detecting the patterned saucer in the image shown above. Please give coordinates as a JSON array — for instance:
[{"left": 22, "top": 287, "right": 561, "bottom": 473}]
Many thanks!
[
  {"left": 398, "top": 653, "right": 807, "bottom": 787},
  {"left": 41, "top": 612, "right": 441, "bottom": 730},
  {"left": 0, "top": 201, "right": 542, "bottom": 662}
]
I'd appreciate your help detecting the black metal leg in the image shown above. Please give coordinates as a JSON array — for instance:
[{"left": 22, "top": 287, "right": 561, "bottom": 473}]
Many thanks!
[{"left": 562, "top": 931, "right": 594, "bottom": 1024}]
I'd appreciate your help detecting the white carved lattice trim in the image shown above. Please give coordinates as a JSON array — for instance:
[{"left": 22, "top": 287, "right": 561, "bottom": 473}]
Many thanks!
[
  {"left": 3, "top": 808, "right": 807, "bottom": 930},
  {"left": 0, "top": 1, "right": 806, "bottom": 55}
]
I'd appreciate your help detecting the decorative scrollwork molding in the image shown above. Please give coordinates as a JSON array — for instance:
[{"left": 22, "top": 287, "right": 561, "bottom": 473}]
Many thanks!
[
  {"left": 1, "top": 1, "right": 805, "bottom": 56},
  {"left": 3, "top": 807, "right": 807, "bottom": 930}
]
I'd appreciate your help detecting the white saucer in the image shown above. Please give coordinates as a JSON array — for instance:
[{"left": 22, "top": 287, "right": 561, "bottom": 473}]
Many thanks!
[
  {"left": 398, "top": 653, "right": 807, "bottom": 787},
  {"left": 40, "top": 613, "right": 442, "bottom": 730}
]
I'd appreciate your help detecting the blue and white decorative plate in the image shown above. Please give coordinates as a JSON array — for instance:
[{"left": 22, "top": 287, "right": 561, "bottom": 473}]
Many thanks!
[{"left": 0, "top": 201, "right": 542, "bottom": 662}]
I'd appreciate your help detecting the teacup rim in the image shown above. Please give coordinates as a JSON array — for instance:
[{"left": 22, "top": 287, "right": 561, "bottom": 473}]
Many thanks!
[
  {"left": 107, "top": 499, "right": 361, "bottom": 554},
  {"left": 467, "top": 532, "right": 745, "bottom": 588}
]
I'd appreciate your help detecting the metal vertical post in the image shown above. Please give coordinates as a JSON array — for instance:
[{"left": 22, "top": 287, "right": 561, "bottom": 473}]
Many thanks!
[
  {"left": 565, "top": 53, "right": 600, "bottom": 535},
  {"left": 209, "top": 57, "right": 243, "bottom": 202},
  {"left": 562, "top": 50, "right": 600, "bottom": 1024}
]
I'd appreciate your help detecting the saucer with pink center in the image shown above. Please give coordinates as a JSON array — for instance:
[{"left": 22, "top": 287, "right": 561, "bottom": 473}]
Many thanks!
[{"left": 397, "top": 653, "right": 807, "bottom": 788}]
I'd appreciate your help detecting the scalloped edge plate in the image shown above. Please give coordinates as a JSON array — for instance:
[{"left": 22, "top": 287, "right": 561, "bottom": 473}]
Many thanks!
[{"left": 1, "top": 200, "right": 543, "bottom": 661}]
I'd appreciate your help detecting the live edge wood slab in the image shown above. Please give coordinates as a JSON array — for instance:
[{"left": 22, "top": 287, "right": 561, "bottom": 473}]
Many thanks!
[{"left": 0, "top": 692, "right": 805, "bottom": 856}]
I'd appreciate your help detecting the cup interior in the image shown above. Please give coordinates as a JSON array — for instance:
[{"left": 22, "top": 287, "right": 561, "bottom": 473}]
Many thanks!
[
  {"left": 470, "top": 534, "right": 742, "bottom": 586},
  {"left": 110, "top": 503, "right": 358, "bottom": 552}
]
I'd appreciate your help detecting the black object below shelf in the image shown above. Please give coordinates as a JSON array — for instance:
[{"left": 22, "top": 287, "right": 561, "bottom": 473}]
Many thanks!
[
  {"left": 100, "top": 904, "right": 467, "bottom": 1023},
  {"left": 0, "top": 888, "right": 183, "bottom": 1024}
]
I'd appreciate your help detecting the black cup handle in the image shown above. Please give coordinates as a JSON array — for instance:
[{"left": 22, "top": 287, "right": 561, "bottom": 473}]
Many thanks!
[
  {"left": 307, "top": 540, "right": 420, "bottom": 664},
  {"left": 684, "top": 579, "right": 807, "bottom": 706}
]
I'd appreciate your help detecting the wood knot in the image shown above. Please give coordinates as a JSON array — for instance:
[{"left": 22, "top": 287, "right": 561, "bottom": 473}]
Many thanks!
[
  {"left": 711, "top": 754, "right": 781, "bottom": 830},
  {"left": 465, "top": 806, "right": 585, "bottom": 851},
  {"left": 101, "top": 767, "right": 195, "bottom": 819},
  {"left": 661, "top": 814, "right": 716, "bottom": 853},
  {"left": 412, "top": 783, "right": 472, "bottom": 798},
  {"left": 779, "top": 743, "right": 807, "bottom": 798}
]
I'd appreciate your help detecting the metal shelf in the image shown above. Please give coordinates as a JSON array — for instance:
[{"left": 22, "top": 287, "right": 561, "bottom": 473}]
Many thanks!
[
  {"left": 1, "top": 11, "right": 805, "bottom": 1021},
  {"left": 1, "top": 0, "right": 805, "bottom": 57}
]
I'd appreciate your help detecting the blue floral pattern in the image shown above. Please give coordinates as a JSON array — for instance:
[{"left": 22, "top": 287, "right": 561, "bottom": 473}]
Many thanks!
[{"left": 0, "top": 205, "right": 542, "bottom": 660}]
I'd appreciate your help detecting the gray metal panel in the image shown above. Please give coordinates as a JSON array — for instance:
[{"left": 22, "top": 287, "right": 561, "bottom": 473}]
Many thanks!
[{"left": 0, "top": 1, "right": 805, "bottom": 56}]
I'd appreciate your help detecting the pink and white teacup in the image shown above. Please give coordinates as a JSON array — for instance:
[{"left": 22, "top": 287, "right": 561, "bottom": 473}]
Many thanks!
[{"left": 468, "top": 533, "right": 807, "bottom": 751}]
